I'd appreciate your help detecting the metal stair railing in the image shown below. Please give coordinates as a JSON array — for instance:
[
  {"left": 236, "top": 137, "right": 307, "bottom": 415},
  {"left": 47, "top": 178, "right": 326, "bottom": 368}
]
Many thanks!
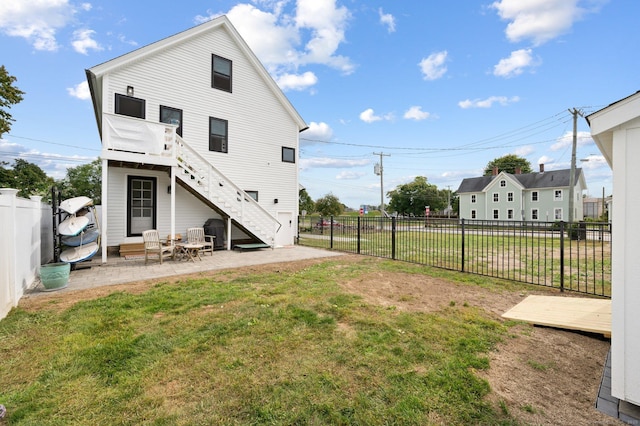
[{"left": 175, "top": 135, "right": 279, "bottom": 245}]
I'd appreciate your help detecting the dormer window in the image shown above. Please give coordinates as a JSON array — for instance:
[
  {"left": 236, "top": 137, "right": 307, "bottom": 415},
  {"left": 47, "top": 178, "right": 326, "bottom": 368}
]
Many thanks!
[{"left": 212, "top": 54, "right": 232, "bottom": 92}]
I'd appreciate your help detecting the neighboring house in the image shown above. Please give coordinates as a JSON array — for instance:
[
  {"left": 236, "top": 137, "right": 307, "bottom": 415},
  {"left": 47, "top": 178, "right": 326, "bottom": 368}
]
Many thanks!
[
  {"left": 583, "top": 196, "right": 609, "bottom": 220},
  {"left": 86, "top": 15, "right": 308, "bottom": 262},
  {"left": 588, "top": 90, "right": 640, "bottom": 407},
  {"left": 457, "top": 164, "right": 586, "bottom": 222}
]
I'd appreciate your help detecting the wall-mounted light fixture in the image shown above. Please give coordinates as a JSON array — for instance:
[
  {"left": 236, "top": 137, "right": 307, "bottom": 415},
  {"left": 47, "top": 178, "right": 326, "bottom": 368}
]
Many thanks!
[
  {"left": 127, "top": 86, "right": 134, "bottom": 96},
  {"left": 274, "top": 198, "right": 278, "bottom": 204}
]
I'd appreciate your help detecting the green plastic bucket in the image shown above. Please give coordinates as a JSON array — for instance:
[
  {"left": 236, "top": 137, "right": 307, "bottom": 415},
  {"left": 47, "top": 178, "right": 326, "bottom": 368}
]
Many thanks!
[{"left": 40, "top": 262, "right": 70, "bottom": 291}]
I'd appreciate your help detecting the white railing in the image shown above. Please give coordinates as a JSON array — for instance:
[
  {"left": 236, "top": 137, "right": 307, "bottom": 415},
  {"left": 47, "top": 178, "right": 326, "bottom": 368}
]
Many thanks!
[
  {"left": 102, "top": 113, "right": 176, "bottom": 158},
  {"left": 175, "top": 136, "right": 279, "bottom": 245}
]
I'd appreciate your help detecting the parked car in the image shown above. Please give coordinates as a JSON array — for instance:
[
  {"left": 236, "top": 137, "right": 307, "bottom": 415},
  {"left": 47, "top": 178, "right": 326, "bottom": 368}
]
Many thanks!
[{"left": 315, "top": 219, "right": 341, "bottom": 228}]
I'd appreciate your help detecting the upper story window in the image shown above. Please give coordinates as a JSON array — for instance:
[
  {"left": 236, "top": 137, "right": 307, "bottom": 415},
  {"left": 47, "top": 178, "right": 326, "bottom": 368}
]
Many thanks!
[
  {"left": 554, "top": 189, "right": 563, "bottom": 201},
  {"left": 160, "top": 105, "right": 182, "bottom": 137},
  {"left": 282, "top": 147, "right": 295, "bottom": 163},
  {"left": 209, "top": 117, "right": 228, "bottom": 153},
  {"left": 115, "top": 93, "right": 145, "bottom": 119},
  {"left": 493, "top": 193, "right": 499, "bottom": 202},
  {"left": 471, "top": 194, "right": 476, "bottom": 203},
  {"left": 500, "top": 180, "right": 506, "bottom": 187},
  {"left": 507, "top": 192, "right": 513, "bottom": 202},
  {"left": 212, "top": 54, "right": 232, "bottom": 92},
  {"left": 532, "top": 191, "right": 538, "bottom": 202}
]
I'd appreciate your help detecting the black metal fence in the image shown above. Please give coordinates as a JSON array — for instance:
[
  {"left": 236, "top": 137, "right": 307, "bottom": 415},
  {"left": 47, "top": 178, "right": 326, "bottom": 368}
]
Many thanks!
[{"left": 297, "top": 216, "right": 611, "bottom": 297}]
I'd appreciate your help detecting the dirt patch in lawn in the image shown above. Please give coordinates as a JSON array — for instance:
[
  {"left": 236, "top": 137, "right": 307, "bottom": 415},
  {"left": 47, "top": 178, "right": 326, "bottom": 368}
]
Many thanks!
[{"left": 19, "top": 255, "right": 618, "bottom": 425}]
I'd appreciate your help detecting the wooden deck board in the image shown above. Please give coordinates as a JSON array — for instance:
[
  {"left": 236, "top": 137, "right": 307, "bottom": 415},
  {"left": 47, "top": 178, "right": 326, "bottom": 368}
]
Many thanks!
[{"left": 502, "top": 295, "right": 611, "bottom": 337}]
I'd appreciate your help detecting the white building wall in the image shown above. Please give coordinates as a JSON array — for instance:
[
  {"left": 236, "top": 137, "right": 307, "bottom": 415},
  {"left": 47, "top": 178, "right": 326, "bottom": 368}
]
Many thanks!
[{"left": 101, "top": 24, "right": 299, "bottom": 243}]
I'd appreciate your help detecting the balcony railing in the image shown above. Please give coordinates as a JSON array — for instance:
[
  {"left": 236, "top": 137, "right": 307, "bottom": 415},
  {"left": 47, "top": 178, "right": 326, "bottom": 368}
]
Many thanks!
[{"left": 102, "top": 113, "right": 177, "bottom": 160}]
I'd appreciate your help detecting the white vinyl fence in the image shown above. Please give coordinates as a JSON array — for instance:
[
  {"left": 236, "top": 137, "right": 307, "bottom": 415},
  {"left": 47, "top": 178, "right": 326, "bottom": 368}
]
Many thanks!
[{"left": 0, "top": 188, "right": 53, "bottom": 320}]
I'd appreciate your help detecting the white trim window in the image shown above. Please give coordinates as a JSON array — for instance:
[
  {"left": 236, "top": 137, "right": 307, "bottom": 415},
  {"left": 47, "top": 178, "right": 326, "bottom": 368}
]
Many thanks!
[
  {"left": 554, "top": 189, "right": 563, "bottom": 201},
  {"left": 493, "top": 209, "right": 499, "bottom": 219},
  {"left": 532, "top": 191, "right": 538, "bottom": 202},
  {"left": 471, "top": 209, "right": 476, "bottom": 219},
  {"left": 507, "top": 209, "right": 514, "bottom": 219},
  {"left": 532, "top": 209, "right": 538, "bottom": 220},
  {"left": 500, "top": 180, "right": 506, "bottom": 187},
  {"left": 471, "top": 194, "right": 476, "bottom": 204},
  {"left": 554, "top": 208, "right": 563, "bottom": 220},
  {"left": 493, "top": 193, "right": 499, "bottom": 202},
  {"left": 507, "top": 192, "right": 513, "bottom": 202}
]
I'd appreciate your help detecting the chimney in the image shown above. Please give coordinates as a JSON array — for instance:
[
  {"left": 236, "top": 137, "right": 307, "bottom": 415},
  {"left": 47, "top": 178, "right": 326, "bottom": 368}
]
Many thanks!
[
  {"left": 539, "top": 163, "right": 544, "bottom": 173},
  {"left": 515, "top": 167, "right": 521, "bottom": 175},
  {"left": 492, "top": 166, "right": 498, "bottom": 176}
]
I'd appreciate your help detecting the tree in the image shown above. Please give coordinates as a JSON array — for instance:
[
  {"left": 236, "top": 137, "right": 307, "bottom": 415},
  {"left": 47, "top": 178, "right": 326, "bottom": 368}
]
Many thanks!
[
  {"left": 299, "top": 187, "right": 315, "bottom": 214},
  {"left": 10, "top": 159, "right": 55, "bottom": 199},
  {"left": 483, "top": 154, "right": 532, "bottom": 176},
  {"left": 315, "top": 193, "right": 343, "bottom": 217},
  {"left": 58, "top": 159, "right": 102, "bottom": 204},
  {"left": 0, "top": 65, "right": 25, "bottom": 138},
  {"left": 387, "top": 176, "right": 446, "bottom": 216}
]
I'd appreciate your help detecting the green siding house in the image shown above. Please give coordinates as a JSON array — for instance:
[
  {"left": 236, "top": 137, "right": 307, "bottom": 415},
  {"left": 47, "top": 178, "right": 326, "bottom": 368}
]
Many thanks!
[{"left": 457, "top": 165, "right": 586, "bottom": 222}]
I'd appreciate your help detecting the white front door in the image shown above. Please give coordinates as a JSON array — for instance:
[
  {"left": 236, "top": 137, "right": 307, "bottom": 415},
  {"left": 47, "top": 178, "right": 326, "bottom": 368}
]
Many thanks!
[
  {"left": 275, "top": 211, "right": 294, "bottom": 247},
  {"left": 128, "top": 176, "right": 156, "bottom": 236}
]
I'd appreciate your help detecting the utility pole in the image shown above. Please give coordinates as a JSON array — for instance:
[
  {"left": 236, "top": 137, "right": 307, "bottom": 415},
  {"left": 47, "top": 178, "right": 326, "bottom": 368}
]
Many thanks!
[
  {"left": 568, "top": 108, "right": 583, "bottom": 224},
  {"left": 373, "top": 152, "right": 390, "bottom": 215}
]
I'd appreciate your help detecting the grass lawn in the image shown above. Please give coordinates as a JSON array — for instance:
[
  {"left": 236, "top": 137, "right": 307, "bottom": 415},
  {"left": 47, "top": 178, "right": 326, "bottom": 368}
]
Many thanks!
[{"left": 0, "top": 258, "right": 526, "bottom": 425}]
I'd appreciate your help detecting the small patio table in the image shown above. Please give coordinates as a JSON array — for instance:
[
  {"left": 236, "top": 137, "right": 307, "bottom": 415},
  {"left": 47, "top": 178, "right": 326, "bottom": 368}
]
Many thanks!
[{"left": 175, "top": 241, "right": 204, "bottom": 262}]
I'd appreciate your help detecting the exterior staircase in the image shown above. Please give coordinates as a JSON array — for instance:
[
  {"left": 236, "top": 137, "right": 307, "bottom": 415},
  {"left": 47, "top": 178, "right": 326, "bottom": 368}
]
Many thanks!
[{"left": 174, "top": 135, "right": 280, "bottom": 246}]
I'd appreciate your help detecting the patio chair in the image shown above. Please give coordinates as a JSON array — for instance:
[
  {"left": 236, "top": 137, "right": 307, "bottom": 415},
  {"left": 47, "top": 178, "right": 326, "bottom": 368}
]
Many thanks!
[
  {"left": 142, "top": 229, "right": 175, "bottom": 264},
  {"left": 187, "top": 227, "right": 215, "bottom": 256}
]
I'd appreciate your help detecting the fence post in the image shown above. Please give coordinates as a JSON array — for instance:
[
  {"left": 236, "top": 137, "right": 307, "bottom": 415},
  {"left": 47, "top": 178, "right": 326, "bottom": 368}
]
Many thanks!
[
  {"left": 391, "top": 216, "right": 396, "bottom": 260},
  {"left": 461, "top": 218, "right": 465, "bottom": 272},
  {"left": 330, "top": 215, "right": 334, "bottom": 249},
  {"left": 357, "top": 216, "right": 361, "bottom": 254},
  {"left": 559, "top": 221, "right": 565, "bottom": 292}
]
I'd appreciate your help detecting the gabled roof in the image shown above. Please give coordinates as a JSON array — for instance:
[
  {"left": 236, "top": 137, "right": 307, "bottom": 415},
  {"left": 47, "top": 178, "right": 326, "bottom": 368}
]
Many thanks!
[
  {"left": 457, "top": 168, "right": 585, "bottom": 193},
  {"left": 86, "top": 15, "right": 307, "bottom": 136}
]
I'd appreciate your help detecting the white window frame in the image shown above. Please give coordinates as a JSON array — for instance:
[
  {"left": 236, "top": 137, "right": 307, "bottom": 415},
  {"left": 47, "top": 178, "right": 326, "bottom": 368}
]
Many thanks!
[
  {"left": 507, "top": 192, "right": 513, "bottom": 202},
  {"left": 471, "top": 194, "right": 476, "bottom": 204},
  {"left": 493, "top": 209, "right": 499, "bottom": 219},
  {"left": 554, "top": 208, "right": 563, "bottom": 220},
  {"left": 500, "top": 180, "right": 506, "bottom": 187},
  {"left": 507, "top": 209, "right": 514, "bottom": 219},
  {"left": 532, "top": 191, "right": 538, "bottom": 202},
  {"left": 532, "top": 208, "right": 538, "bottom": 220},
  {"left": 471, "top": 209, "right": 476, "bottom": 219},
  {"left": 493, "top": 193, "right": 499, "bottom": 203},
  {"left": 554, "top": 189, "right": 563, "bottom": 201}
]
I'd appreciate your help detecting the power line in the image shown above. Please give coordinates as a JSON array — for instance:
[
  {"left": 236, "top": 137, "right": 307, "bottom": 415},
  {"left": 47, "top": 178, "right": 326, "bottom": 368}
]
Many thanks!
[{"left": 5, "top": 134, "right": 101, "bottom": 152}]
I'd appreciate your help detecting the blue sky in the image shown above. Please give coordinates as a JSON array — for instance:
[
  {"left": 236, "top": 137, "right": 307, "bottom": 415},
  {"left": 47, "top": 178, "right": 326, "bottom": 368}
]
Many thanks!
[{"left": 0, "top": 0, "right": 635, "bottom": 209}]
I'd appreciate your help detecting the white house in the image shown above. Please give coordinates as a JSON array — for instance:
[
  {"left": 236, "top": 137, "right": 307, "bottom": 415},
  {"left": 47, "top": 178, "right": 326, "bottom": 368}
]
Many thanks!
[
  {"left": 587, "top": 90, "right": 640, "bottom": 406},
  {"left": 86, "top": 15, "right": 308, "bottom": 262},
  {"left": 457, "top": 165, "right": 586, "bottom": 222}
]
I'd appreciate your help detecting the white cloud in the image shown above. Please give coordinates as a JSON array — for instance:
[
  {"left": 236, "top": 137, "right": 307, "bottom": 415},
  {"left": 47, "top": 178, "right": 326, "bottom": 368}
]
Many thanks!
[
  {"left": 578, "top": 154, "right": 607, "bottom": 170},
  {"left": 538, "top": 155, "right": 555, "bottom": 166},
  {"left": 276, "top": 71, "right": 318, "bottom": 91},
  {"left": 403, "top": 106, "right": 430, "bottom": 121},
  {"left": 379, "top": 8, "right": 395, "bottom": 33},
  {"left": 419, "top": 51, "right": 448, "bottom": 81},
  {"left": 0, "top": 0, "right": 76, "bottom": 51},
  {"left": 67, "top": 81, "right": 91, "bottom": 100},
  {"left": 299, "top": 157, "right": 370, "bottom": 170},
  {"left": 72, "top": 29, "right": 102, "bottom": 55},
  {"left": 550, "top": 130, "right": 594, "bottom": 151},
  {"left": 336, "top": 171, "right": 366, "bottom": 180},
  {"left": 458, "top": 96, "right": 520, "bottom": 109},
  {"left": 493, "top": 49, "right": 536, "bottom": 78},
  {"left": 491, "top": 0, "right": 592, "bottom": 46},
  {"left": 359, "top": 108, "right": 394, "bottom": 123},
  {"left": 80, "top": 3, "right": 92, "bottom": 12},
  {"left": 514, "top": 145, "right": 534, "bottom": 157},
  {"left": 301, "top": 121, "right": 333, "bottom": 143}
]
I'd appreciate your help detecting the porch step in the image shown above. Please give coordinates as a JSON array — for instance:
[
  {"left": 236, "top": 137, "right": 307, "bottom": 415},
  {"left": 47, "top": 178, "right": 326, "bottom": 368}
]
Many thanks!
[{"left": 119, "top": 242, "right": 145, "bottom": 257}]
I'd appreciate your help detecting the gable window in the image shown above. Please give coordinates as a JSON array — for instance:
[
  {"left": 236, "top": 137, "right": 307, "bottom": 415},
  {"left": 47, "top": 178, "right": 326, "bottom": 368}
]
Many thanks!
[
  {"left": 554, "top": 208, "right": 563, "bottom": 220},
  {"left": 500, "top": 180, "right": 506, "bottom": 187},
  {"left": 507, "top": 192, "right": 513, "bottom": 202},
  {"left": 209, "top": 117, "right": 228, "bottom": 153},
  {"left": 212, "top": 54, "right": 232, "bottom": 92},
  {"left": 493, "top": 193, "right": 499, "bottom": 202},
  {"left": 493, "top": 209, "right": 499, "bottom": 219},
  {"left": 115, "top": 93, "right": 145, "bottom": 119},
  {"left": 554, "top": 190, "right": 563, "bottom": 201},
  {"left": 532, "top": 209, "right": 538, "bottom": 220},
  {"left": 471, "top": 210, "right": 476, "bottom": 219},
  {"left": 471, "top": 194, "right": 476, "bottom": 204},
  {"left": 282, "top": 147, "right": 295, "bottom": 163},
  {"left": 245, "top": 191, "right": 258, "bottom": 202},
  {"left": 532, "top": 191, "right": 538, "bottom": 202},
  {"left": 160, "top": 105, "right": 183, "bottom": 137},
  {"left": 507, "top": 209, "right": 514, "bottom": 219}
]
